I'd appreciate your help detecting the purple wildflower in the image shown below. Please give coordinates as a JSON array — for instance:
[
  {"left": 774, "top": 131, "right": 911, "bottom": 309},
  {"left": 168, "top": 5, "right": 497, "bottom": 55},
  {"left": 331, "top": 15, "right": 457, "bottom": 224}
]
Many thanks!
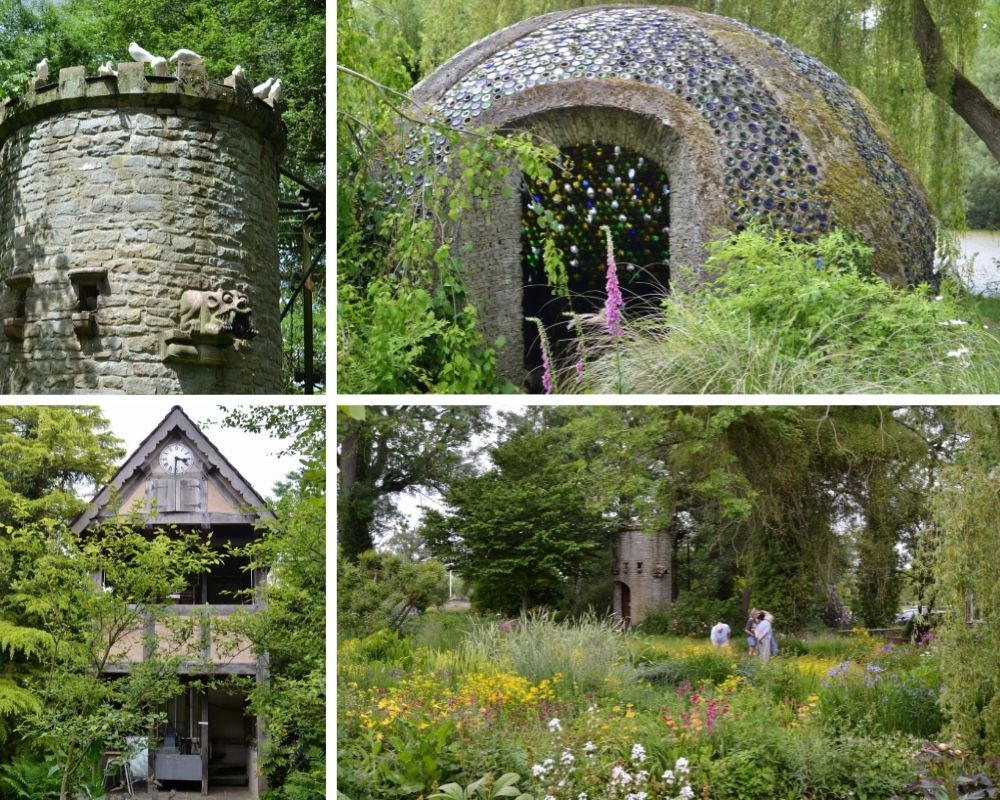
[{"left": 602, "top": 226, "right": 625, "bottom": 336}]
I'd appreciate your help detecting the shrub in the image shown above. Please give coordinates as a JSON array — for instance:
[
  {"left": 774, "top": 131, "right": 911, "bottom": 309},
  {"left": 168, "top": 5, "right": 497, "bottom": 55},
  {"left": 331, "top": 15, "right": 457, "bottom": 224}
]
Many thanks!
[{"left": 708, "top": 749, "right": 778, "bottom": 800}]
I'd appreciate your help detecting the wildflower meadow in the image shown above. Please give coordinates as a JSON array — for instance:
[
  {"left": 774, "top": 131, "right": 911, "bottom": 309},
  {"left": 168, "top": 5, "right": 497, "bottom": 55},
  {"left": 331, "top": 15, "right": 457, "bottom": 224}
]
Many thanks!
[{"left": 336, "top": 613, "right": 985, "bottom": 800}]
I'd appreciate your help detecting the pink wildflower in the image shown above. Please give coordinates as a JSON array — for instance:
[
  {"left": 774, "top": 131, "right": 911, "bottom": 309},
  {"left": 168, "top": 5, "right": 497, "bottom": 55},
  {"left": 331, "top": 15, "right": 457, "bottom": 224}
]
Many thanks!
[
  {"left": 602, "top": 226, "right": 625, "bottom": 336},
  {"left": 541, "top": 344, "right": 554, "bottom": 394}
]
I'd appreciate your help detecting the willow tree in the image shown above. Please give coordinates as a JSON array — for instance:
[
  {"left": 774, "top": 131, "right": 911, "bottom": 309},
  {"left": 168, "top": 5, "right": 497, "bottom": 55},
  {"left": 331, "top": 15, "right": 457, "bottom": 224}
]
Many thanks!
[{"left": 933, "top": 407, "right": 1000, "bottom": 756}]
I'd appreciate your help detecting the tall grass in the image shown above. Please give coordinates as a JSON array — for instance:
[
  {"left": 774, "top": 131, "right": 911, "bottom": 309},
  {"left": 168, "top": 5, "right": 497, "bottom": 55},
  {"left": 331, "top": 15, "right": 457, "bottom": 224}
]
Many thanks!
[
  {"left": 569, "top": 226, "right": 1000, "bottom": 394},
  {"left": 457, "top": 610, "right": 631, "bottom": 693}
]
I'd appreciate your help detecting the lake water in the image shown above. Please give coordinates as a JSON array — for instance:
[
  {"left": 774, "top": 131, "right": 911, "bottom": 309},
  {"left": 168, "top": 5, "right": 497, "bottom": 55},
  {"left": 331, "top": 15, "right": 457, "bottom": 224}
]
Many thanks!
[{"left": 953, "top": 230, "right": 1000, "bottom": 296}]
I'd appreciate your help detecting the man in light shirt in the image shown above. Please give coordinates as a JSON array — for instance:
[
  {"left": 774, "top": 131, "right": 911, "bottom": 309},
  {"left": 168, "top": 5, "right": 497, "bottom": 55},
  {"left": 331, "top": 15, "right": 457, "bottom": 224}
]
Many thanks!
[{"left": 710, "top": 620, "right": 731, "bottom": 647}]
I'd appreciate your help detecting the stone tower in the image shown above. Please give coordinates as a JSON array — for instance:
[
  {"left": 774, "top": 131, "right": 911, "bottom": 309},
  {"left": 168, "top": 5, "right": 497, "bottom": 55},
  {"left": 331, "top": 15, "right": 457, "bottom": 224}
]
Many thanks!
[
  {"left": 613, "top": 529, "right": 672, "bottom": 627},
  {"left": 0, "top": 60, "right": 285, "bottom": 394}
]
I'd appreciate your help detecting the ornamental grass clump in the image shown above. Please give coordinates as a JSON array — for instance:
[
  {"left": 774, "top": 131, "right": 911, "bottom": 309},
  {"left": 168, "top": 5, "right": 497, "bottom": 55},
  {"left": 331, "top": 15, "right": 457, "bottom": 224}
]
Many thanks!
[
  {"left": 572, "top": 224, "right": 1000, "bottom": 394},
  {"left": 459, "top": 610, "right": 631, "bottom": 695}
]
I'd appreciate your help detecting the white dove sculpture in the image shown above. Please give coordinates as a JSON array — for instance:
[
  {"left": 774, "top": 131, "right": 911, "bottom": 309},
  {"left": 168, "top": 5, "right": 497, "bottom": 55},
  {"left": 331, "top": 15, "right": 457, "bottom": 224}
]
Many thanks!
[
  {"left": 128, "top": 41, "right": 159, "bottom": 63},
  {"left": 231, "top": 65, "right": 246, "bottom": 80},
  {"left": 169, "top": 48, "right": 204, "bottom": 65},
  {"left": 97, "top": 61, "right": 118, "bottom": 78},
  {"left": 35, "top": 58, "right": 48, "bottom": 83},
  {"left": 266, "top": 78, "right": 282, "bottom": 104},
  {"left": 252, "top": 77, "right": 273, "bottom": 98}
]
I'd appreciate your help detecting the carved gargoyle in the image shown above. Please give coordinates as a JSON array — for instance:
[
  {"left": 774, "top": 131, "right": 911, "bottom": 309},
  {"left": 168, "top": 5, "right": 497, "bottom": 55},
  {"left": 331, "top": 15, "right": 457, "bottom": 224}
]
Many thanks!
[{"left": 178, "top": 288, "right": 256, "bottom": 339}]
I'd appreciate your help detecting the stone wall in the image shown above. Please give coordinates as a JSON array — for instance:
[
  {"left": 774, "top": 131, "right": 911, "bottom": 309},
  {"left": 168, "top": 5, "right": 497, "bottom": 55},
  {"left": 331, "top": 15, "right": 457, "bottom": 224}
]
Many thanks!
[
  {"left": 0, "top": 62, "right": 285, "bottom": 394},
  {"left": 613, "top": 529, "right": 672, "bottom": 625}
]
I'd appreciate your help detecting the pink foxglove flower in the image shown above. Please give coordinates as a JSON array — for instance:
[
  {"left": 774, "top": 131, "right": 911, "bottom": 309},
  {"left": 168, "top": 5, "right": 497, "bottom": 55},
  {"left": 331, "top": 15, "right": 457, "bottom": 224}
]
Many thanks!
[
  {"left": 602, "top": 226, "right": 625, "bottom": 336},
  {"left": 541, "top": 344, "right": 554, "bottom": 394}
]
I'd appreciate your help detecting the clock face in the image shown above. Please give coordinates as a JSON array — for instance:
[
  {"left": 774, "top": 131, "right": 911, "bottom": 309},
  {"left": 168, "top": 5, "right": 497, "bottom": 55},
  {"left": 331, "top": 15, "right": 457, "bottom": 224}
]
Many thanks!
[{"left": 159, "top": 443, "right": 194, "bottom": 474}]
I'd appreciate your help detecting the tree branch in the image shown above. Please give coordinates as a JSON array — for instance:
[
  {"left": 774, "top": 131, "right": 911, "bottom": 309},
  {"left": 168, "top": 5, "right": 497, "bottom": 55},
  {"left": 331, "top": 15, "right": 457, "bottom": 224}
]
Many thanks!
[{"left": 911, "top": 0, "right": 1000, "bottom": 164}]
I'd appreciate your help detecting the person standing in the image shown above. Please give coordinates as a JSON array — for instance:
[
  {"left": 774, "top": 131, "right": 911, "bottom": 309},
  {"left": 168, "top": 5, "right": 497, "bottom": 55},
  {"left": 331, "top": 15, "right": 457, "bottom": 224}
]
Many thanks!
[
  {"left": 754, "top": 611, "right": 772, "bottom": 663},
  {"left": 710, "top": 620, "right": 731, "bottom": 647},
  {"left": 745, "top": 608, "right": 759, "bottom": 656},
  {"left": 764, "top": 611, "right": 779, "bottom": 655}
]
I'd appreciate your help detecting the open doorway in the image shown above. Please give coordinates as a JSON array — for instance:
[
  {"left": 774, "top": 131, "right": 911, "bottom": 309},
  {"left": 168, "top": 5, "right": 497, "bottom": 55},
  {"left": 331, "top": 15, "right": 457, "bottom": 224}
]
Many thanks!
[
  {"left": 521, "top": 141, "right": 671, "bottom": 389},
  {"left": 614, "top": 580, "right": 632, "bottom": 629}
]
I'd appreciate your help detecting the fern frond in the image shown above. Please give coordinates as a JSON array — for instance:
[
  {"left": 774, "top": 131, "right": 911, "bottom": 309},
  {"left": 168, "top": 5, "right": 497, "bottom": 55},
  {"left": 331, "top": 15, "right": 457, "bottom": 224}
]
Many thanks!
[{"left": 0, "top": 620, "right": 53, "bottom": 661}]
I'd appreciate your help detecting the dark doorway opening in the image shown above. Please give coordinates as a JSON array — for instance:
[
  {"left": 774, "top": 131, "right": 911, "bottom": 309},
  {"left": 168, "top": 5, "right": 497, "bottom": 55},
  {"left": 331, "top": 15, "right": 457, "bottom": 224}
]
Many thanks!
[
  {"left": 615, "top": 580, "right": 632, "bottom": 629},
  {"left": 521, "top": 141, "right": 671, "bottom": 390}
]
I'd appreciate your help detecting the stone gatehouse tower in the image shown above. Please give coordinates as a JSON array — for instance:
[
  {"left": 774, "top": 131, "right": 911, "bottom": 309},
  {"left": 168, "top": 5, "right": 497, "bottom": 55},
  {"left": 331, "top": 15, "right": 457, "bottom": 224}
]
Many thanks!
[
  {"left": 0, "top": 61, "right": 285, "bottom": 394},
  {"left": 613, "top": 529, "right": 672, "bottom": 626}
]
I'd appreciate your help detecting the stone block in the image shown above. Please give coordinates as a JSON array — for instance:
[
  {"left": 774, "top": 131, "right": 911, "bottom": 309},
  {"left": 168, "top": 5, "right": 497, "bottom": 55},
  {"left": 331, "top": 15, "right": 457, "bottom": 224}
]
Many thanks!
[
  {"left": 116, "top": 62, "right": 146, "bottom": 94},
  {"left": 58, "top": 66, "right": 86, "bottom": 99}
]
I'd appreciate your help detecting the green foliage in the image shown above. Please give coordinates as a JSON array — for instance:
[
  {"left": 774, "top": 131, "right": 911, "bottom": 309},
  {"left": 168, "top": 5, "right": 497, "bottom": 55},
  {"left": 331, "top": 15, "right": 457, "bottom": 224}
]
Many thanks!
[
  {"left": 337, "top": 549, "right": 448, "bottom": 639},
  {"left": 429, "top": 772, "right": 534, "bottom": 800},
  {"left": 0, "top": 406, "right": 122, "bottom": 526},
  {"left": 0, "top": 518, "right": 220, "bottom": 798},
  {"left": 708, "top": 749, "right": 777, "bottom": 800},
  {"left": 575, "top": 226, "right": 1000, "bottom": 393},
  {"left": 962, "top": 38, "right": 1000, "bottom": 229},
  {"left": 338, "top": 277, "right": 504, "bottom": 393},
  {"left": 218, "top": 414, "right": 326, "bottom": 797},
  {"left": 637, "top": 596, "right": 743, "bottom": 638},
  {"left": 0, "top": 755, "right": 61, "bottom": 800},
  {"left": 932, "top": 407, "right": 1000, "bottom": 758},
  {"left": 337, "top": 406, "right": 489, "bottom": 559},
  {"left": 422, "top": 416, "right": 613, "bottom": 615}
]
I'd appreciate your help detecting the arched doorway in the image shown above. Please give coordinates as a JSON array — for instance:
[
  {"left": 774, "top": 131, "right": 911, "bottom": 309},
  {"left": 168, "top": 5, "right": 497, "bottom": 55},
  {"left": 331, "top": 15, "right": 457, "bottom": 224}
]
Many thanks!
[{"left": 520, "top": 140, "right": 671, "bottom": 387}]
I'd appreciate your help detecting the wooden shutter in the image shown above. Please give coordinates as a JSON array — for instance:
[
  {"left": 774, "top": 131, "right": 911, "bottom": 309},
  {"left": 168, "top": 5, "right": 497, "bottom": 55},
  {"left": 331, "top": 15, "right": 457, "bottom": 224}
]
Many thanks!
[
  {"left": 178, "top": 477, "right": 203, "bottom": 512},
  {"left": 147, "top": 477, "right": 174, "bottom": 512}
]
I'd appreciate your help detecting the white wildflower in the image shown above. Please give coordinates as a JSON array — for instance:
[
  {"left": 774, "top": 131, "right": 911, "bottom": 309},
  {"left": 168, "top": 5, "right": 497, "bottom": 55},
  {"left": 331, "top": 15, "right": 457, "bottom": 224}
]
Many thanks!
[
  {"left": 561, "top": 749, "right": 575, "bottom": 766},
  {"left": 578, "top": 794, "right": 589, "bottom": 800},
  {"left": 584, "top": 741, "right": 597, "bottom": 755},
  {"left": 631, "top": 743, "right": 647, "bottom": 764},
  {"left": 939, "top": 319, "right": 968, "bottom": 326},
  {"left": 587, "top": 704, "right": 598, "bottom": 713},
  {"left": 531, "top": 763, "right": 548, "bottom": 778},
  {"left": 675, "top": 757, "right": 689, "bottom": 773},
  {"left": 946, "top": 347, "right": 971, "bottom": 358},
  {"left": 625, "top": 793, "right": 648, "bottom": 800},
  {"left": 679, "top": 786, "right": 695, "bottom": 800},
  {"left": 635, "top": 770, "right": 649, "bottom": 784},
  {"left": 548, "top": 717, "right": 562, "bottom": 732},
  {"left": 543, "top": 795, "right": 556, "bottom": 800},
  {"left": 610, "top": 765, "right": 633, "bottom": 787},
  {"left": 662, "top": 769, "right": 675, "bottom": 785}
]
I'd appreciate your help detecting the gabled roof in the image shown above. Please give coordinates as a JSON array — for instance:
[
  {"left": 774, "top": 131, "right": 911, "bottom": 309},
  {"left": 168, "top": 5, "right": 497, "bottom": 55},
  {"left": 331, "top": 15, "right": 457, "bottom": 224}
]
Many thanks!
[{"left": 71, "top": 405, "right": 273, "bottom": 534}]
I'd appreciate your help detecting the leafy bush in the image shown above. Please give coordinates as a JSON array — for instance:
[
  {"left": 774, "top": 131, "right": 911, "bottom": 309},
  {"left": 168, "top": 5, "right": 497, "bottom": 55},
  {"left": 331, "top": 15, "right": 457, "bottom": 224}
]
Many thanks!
[
  {"left": 0, "top": 757, "right": 61, "bottom": 800},
  {"left": 337, "top": 277, "right": 506, "bottom": 393},
  {"left": 708, "top": 749, "right": 777, "bottom": 800},
  {"left": 635, "top": 597, "right": 742, "bottom": 638},
  {"left": 572, "top": 225, "right": 1000, "bottom": 393}
]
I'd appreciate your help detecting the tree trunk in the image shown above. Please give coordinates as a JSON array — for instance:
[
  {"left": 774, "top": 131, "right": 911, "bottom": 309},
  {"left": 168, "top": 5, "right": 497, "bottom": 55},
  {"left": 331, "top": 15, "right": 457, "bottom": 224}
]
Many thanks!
[{"left": 912, "top": 0, "right": 1000, "bottom": 164}]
